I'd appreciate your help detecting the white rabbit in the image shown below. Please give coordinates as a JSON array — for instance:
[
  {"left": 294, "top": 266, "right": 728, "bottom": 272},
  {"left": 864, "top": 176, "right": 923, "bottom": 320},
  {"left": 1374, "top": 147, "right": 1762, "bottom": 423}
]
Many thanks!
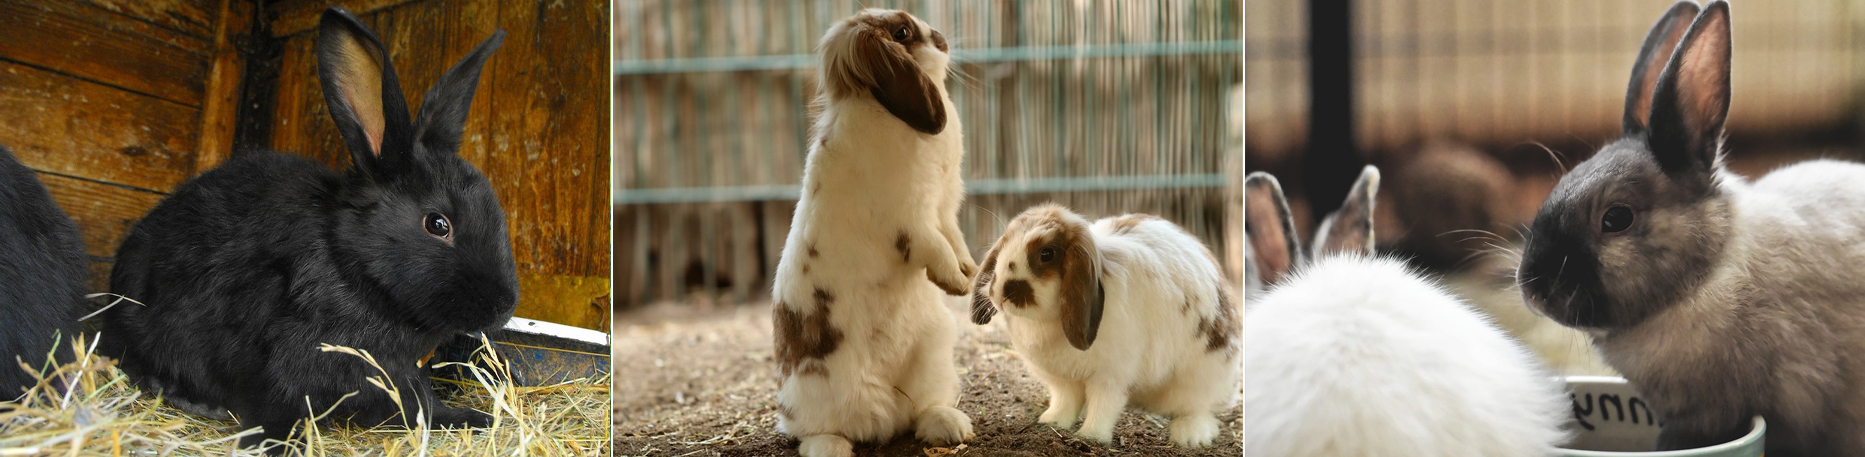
[
  {"left": 770, "top": 9, "right": 974, "bottom": 457},
  {"left": 1244, "top": 168, "right": 1570, "bottom": 457},
  {"left": 969, "top": 204, "right": 1239, "bottom": 447}
]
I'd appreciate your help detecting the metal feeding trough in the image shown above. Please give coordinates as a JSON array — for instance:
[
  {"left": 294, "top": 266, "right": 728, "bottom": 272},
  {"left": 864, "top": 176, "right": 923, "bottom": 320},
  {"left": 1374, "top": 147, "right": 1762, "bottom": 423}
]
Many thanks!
[{"left": 429, "top": 317, "right": 611, "bottom": 387}]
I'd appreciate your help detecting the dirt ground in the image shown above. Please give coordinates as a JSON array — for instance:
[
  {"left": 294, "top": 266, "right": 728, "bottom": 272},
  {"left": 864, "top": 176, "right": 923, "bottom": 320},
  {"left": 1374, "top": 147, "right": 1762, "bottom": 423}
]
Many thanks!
[{"left": 612, "top": 298, "right": 1242, "bottom": 457}]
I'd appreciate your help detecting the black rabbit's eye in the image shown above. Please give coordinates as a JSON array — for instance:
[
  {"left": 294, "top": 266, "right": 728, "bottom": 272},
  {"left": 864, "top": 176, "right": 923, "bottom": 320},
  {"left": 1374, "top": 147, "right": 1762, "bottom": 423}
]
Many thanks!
[
  {"left": 893, "top": 26, "right": 910, "bottom": 41},
  {"left": 1601, "top": 206, "right": 1634, "bottom": 233},
  {"left": 1038, "top": 247, "right": 1056, "bottom": 263},
  {"left": 424, "top": 213, "right": 453, "bottom": 239}
]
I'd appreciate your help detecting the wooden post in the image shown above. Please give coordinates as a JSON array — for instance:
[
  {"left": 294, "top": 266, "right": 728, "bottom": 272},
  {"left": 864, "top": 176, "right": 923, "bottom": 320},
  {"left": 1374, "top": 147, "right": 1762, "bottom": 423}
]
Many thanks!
[{"left": 1304, "top": 0, "right": 1359, "bottom": 222}]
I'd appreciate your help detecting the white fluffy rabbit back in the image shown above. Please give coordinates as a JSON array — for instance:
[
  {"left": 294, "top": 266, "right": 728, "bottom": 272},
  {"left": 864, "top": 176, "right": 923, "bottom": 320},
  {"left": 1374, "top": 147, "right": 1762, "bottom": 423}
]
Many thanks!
[
  {"left": 1244, "top": 168, "right": 1570, "bottom": 457},
  {"left": 969, "top": 205, "right": 1239, "bottom": 447},
  {"left": 770, "top": 9, "right": 975, "bottom": 457}
]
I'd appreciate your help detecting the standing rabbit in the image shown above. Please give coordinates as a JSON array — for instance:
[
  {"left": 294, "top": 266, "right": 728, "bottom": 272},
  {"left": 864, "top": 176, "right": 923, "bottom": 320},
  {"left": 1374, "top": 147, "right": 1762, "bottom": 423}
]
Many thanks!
[
  {"left": 969, "top": 205, "right": 1239, "bottom": 447},
  {"left": 770, "top": 9, "right": 974, "bottom": 457},
  {"left": 1518, "top": 1, "right": 1865, "bottom": 454},
  {"left": 1246, "top": 167, "right": 1570, "bottom": 457},
  {"left": 100, "top": 7, "right": 515, "bottom": 448},
  {"left": 0, "top": 146, "right": 87, "bottom": 399}
]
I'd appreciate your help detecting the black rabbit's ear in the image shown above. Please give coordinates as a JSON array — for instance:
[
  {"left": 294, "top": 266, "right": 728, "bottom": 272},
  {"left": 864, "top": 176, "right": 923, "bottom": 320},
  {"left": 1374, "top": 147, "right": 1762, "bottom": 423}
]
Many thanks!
[
  {"left": 317, "top": 7, "right": 414, "bottom": 179},
  {"left": 1648, "top": 1, "right": 1731, "bottom": 177},
  {"left": 1313, "top": 165, "right": 1379, "bottom": 258},
  {"left": 1244, "top": 172, "right": 1301, "bottom": 287},
  {"left": 413, "top": 31, "right": 505, "bottom": 155},
  {"left": 1624, "top": 1, "right": 1702, "bottom": 134}
]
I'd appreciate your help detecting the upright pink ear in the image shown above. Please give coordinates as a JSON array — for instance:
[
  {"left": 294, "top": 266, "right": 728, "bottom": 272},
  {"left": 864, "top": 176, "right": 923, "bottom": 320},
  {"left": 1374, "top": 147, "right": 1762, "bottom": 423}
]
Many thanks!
[
  {"left": 1647, "top": 1, "right": 1731, "bottom": 175},
  {"left": 1624, "top": 1, "right": 1703, "bottom": 134},
  {"left": 1059, "top": 228, "right": 1104, "bottom": 351},
  {"left": 853, "top": 25, "right": 945, "bottom": 134},
  {"left": 1312, "top": 165, "right": 1379, "bottom": 257},
  {"left": 1244, "top": 172, "right": 1301, "bottom": 287}
]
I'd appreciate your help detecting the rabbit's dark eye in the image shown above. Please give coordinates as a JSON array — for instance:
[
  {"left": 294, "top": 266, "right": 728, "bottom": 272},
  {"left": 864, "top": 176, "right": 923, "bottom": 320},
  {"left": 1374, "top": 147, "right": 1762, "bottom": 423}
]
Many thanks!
[
  {"left": 1038, "top": 246, "right": 1057, "bottom": 263},
  {"left": 893, "top": 26, "right": 910, "bottom": 41},
  {"left": 1601, "top": 206, "right": 1634, "bottom": 233},
  {"left": 424, "top": 213, "right": 453, "bottom": 239}
]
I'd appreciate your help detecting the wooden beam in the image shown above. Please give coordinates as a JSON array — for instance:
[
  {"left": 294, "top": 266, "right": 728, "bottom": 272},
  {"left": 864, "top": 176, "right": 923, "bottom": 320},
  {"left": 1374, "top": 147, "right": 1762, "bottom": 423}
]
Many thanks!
[
  {"left": 0, "top": 61, "right": 203, "bottom": 192},
  {"left": 0, "top": 0, "right": 211, "bottom": 106},
  {"left": 195, "top": 0, "right": 253, "bottom": 173}
]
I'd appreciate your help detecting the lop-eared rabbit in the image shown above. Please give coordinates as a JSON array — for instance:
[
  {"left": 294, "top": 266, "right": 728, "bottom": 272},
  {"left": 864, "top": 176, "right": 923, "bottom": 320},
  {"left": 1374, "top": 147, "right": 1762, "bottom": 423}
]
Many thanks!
[
  {"left": 969, "top": 204, "right": 1240, "bottom": 447},
  {"left": 770, "top": 9, "right": 974, "bottom": 457}
]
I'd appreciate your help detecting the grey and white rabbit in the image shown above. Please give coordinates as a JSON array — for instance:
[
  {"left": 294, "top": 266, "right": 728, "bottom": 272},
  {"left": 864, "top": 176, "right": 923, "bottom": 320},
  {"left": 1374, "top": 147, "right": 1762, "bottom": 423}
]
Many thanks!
[
  {"left": 1247, "top": 167, "right": 1570, "bottom": 457},
  {"left": 1518, "top": 1, "right": 1865, "bottom": 454}
]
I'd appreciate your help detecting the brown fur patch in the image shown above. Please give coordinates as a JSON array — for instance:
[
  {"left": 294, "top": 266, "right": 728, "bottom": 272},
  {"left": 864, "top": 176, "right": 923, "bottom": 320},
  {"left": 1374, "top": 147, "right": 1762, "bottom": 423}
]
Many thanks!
[
  {"left": 808, "top": 244, "right": 820, "bottom": 258},
  {"left": 896, "top": 230, "right": 911, "bottom": 262},
  {"left": 1199, "top": 287, "right": 1239, "bottom": 352},
  {"left": 1109, "top": 213, "right": 1161, "bottom": 234},
  {"left": 1003, "top": 280, "right": 1034, "bottom": 308},
  {"left": 772, "top": 292, "right": 843, "bottom": 378}
]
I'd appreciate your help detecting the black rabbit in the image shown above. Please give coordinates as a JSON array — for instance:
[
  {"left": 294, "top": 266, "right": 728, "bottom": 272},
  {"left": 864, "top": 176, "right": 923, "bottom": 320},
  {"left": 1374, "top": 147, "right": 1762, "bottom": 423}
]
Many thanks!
[
  {"left": 100, "top": 7, "right": 517, "bottom": 448},
  {"left": 0, "top": 146, "right": 87, "bottom": 400}
]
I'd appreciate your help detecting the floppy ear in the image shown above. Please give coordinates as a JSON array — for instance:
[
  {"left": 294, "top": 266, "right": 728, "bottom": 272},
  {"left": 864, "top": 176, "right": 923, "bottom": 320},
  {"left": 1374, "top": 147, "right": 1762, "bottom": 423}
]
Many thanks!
[
  {"left": 317, "top": 7, "right": 415, "bottom": 180},
  {"left": 852, "top": 26, "right": 945, "bottom": 135},
  {"left": 970, "top": 235, "right": 1003, "bottom": 325},
  {"left": 1647, "top": 1, "right": 1731, "bottom": 177},
  {"left": 413, "top": 30, "right": 505, "bottom": 154},
  {"left": 1313, "top": 165, "right": 1379, "bottom": 257},
  {"left": 1624, "top": 1, "right": 1702, "bottom": 134},
  {"left": 1244, "top": 172, "right": 1302, "bottom": 287},
  {"left": 1059, "top": 227, "right": 1105, "bottom": 351}
]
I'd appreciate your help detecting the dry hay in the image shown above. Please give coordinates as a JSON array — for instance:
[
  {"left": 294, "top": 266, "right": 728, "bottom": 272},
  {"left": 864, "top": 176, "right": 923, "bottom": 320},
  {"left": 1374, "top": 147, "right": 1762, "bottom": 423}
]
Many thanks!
[{"left": 0, "top": 336, "right": 610, "bottom": 456}]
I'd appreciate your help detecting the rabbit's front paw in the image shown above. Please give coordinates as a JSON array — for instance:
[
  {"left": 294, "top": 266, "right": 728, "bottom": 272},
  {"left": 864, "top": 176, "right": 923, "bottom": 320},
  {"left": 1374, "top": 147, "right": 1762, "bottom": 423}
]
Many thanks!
[
  {"left": 1168, "top": 413, "right": 1219, "bottom": 448},
  {"left": 432, "top": 407, "right": 493, "bottom": 429},
  {"left": 926, "top": 263, "right": 970, "bottom": 296},
  {"left": 914, "top": 406, "right": 974, "bottom": 445}
]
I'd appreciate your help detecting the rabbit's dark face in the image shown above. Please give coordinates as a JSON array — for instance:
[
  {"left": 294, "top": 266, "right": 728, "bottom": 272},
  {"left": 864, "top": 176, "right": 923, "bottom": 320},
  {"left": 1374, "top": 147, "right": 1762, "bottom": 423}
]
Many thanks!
[
  {"left": 338, "top": 153, "right": 518, "bottom": 333},
  {"left": 1518, "top": 138, "right": 1731, "bottom": 330},
  {"left": 1520, "top": 1, "right": 1734, "bottom": 331}
]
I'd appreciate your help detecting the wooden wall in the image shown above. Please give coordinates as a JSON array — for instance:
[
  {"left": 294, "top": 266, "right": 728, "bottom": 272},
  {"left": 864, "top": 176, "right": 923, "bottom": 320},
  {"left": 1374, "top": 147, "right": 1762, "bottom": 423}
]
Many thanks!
[
  {"left": 0, "top": 0, "right": 249, "bottom": 292},
  {"left": 2, "top": 0, "right": 612, "bottom": 331},
  {"left": 259, "top": 0, "right": 611, "bottom": 330}
]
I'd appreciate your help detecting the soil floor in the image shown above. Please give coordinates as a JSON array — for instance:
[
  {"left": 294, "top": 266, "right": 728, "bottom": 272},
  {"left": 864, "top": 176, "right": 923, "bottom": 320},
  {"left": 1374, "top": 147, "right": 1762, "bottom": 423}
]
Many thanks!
[{"left": 613, "top": 299, "right": 1242, "bottom": 457}]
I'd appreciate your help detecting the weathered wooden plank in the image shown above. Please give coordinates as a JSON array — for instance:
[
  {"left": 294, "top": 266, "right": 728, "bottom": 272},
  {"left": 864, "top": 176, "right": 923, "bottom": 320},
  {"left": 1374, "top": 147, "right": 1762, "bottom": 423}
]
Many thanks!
[
  {"left": 36, "top": 172, "right": 166, "bottom": 262},
  {"left": 266, "top": 0, "right": 428, "bottom": 38},
  {"left": 516, "top": 273, "right": 612, "bottom": 331},
  {"left": 74, "top": 0, "right": 220, "bottom": 39},
  {"left": 488, "top": 0, "right": 611, "bottom": 280},
  {"left": 0, "top": 62, "right": 203, "bottom": 193},
  {"left": 0, "top": 0, "right": 211, "bottom": 106},
  {"left": 193, "top": 0, "right": 253, "bottom": 173}
]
